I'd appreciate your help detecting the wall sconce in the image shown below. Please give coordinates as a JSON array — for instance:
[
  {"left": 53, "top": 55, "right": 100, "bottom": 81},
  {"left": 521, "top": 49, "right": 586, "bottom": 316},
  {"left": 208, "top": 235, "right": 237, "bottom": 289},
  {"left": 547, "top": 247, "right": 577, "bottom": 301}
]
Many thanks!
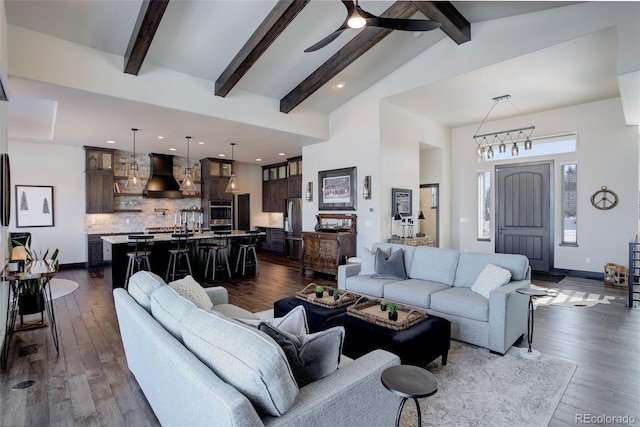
[
  {"left": 363, "top": 175, "right": 371, "bottom": 199},
  {"left": 306, "top": 182, "right": 313, "bottom": 201}
]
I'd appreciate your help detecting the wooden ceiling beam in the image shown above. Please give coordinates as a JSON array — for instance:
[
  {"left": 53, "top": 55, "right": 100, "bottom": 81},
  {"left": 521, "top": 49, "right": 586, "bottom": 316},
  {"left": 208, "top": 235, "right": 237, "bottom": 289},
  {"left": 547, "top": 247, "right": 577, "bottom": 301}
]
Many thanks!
[
  {"left": 124, "top": 0, "right": 170, "bottom": 75},
  {"left": 280, "top": 1, "right": 418, "bottom": 114},
  {"left": 410, "top": 1, "right": 470, "bottom": 45},
  {"left": 215, "top": 0, "right": 310, "bottom": 97}
]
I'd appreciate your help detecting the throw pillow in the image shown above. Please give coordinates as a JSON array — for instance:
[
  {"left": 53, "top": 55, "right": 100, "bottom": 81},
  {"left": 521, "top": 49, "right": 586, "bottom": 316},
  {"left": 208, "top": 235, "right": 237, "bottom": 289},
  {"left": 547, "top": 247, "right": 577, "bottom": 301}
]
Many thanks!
[
  {"left": 359, "top": 246, "right": 390, "bottom": 276},
  {"left": 470, "top": 263, "right": 512, "bottom": 298},
  {"left": 259, "top": 322, "right": 344, "bottom": 387},
  {"left": 237, "top": 305, "right": 308, "bottom": 334},
  {"left": 372, "top": 247, "right": 407, "bottom": 280},
  {"left": 168, "top": 275, "right": 213, "bottom": 310}
]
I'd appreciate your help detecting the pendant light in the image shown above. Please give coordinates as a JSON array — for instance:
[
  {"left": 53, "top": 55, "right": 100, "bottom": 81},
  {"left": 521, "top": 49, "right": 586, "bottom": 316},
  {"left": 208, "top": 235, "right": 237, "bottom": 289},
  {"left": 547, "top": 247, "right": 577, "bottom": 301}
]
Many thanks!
[
  {"left": 180, "top": 136, "right": 197, "bottom": 192},
  {"left": 125, "top": 128, "right": 144, "bottom": 190},
  {"left": 225, "top": 142, "right": 240, "bottom": 194}
]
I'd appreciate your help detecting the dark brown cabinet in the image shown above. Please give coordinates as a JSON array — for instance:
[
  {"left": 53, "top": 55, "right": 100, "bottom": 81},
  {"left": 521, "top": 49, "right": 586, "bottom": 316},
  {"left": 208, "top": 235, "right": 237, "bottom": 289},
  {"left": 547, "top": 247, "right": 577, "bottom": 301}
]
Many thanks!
[
  {"left": 262, "top": 162, "right": 288, "bottom": 212},
  {"left": 84, "top": 146, "right": 115, "bottom": 213},
  {"left": 287, "top": 156, "right": 302, "bottom": 198},
  {"left": 302, "top": 214, "right": 357, "bottom": 277},
  {"left": 256, "top": 227, "right": 284, "bottom": 254},
  {"left": 87, "top": 234, "right": 104, "bottom": 269},
  {"left": 201, "top": 158, "right": 233, "bottom": 225}
]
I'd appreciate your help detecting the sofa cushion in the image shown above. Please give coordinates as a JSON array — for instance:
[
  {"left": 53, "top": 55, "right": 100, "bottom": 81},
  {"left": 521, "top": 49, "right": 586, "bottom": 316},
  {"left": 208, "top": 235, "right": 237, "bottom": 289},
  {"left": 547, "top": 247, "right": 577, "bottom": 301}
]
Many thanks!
[
  {"left": 168, "top": 275, "right": 213, "bottom": 310},
  {"left": 430, "top": 287, "right": 489, "bottom": 322},
  {"left": 181, "top": 308, "right": 298, "bottom": 417},
  {"left": 408, "top": 246, "right": 460, "bottom": 286},
  {"left": 259, "top": 322, "right": 344, "bottom": 387},
  {"left": 150, "top": 285, "right": 196, "bottom": 340},
  {"left": 373, "top": 243, "right": 416, "bottom": 275},
  {"left": 212, "top": 304, "right": 260, "bottom": 320},
  {"left": 344, "top": 275, "right": 398, "bottom": 298},
  {"left": 453, "top": 252, "right": 529, "bottom": 287},
  {"left": 127, "top": 270, "right": 166, "bottom": 312},
  {"left": 359, "top": 246, "right": 389, "bottom": 276},
  {"left": 382, "top": 279, "right": 451, "bottom": 309},
  {"left": 470, "top": 264, "right": 512, "bottom": 298},
  {"left": 372, "top": 248, "right": 407, "bottom": 280}
]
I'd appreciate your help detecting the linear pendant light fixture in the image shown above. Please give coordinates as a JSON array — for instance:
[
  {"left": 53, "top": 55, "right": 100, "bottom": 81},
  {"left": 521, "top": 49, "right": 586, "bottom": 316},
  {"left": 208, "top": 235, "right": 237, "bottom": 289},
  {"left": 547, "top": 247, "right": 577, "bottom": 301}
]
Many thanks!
[
  {"left": 180, "top": 136, "right": 196, "bottom": 192},
  {"left": 473, "top": 95, "right": 535, "bottom": 162},
  {"left": 125, "top": 128, "right": 144, "bottom": 190},
  {"left": 225, "top": 142, "right": 240, "bottom": 194}
]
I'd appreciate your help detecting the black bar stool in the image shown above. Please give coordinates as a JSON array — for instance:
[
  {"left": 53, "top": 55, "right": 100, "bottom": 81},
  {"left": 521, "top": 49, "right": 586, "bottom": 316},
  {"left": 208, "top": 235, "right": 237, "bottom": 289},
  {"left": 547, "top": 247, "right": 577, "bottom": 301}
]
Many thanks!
[
  {"left": 124, "top": 235, "right": 154, "bottom": 288},
  {"left": 166, "top": 233, "right": 193, "bottom": 282},
  {"left": 235, "top": 231, "right": 260, "bottom": 276},
  {"left": 204, "top": 231, "right": 232, "bottom": 280}
]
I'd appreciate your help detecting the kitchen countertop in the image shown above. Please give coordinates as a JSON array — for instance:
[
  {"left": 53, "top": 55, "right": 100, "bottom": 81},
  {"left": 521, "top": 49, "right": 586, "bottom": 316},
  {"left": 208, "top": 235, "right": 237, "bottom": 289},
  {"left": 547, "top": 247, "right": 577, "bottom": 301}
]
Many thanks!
[{"left": 101, "top": 230, "right": 265, "bottom": 245}]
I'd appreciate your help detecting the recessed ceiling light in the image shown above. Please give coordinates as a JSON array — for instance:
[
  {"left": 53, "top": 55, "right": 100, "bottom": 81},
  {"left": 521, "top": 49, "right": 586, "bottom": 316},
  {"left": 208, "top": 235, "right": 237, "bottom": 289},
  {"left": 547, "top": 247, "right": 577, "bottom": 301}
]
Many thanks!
[
  {"left": 278, "top": 152, "right": 285, "bottom": 156},
  {"left": 169, "top": 147, "right": 176, "bottom": 151},
  {"left": 256, "top": 158, "right": 262, "bottom": 162},
  {"left": 218, "top": 153, "right": 225, "bottom": 157},
  {"left": 198, "top": 141, "right": 204, "bottom": 145},
  {"left": 157, "top": 136, "right": 164, "bottom": 139},
  {"left": 106, "top": 140, "right": 115, "bottom": 144},
  {"left": 336, "top": 81, "right": 346, "bottom": 88}
]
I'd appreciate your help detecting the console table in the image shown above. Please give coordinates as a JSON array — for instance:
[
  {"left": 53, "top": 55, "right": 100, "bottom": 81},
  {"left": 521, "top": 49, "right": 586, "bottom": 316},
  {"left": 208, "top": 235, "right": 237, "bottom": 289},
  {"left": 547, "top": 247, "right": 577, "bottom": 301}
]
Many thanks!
[
  {"left": 388, "top": 236, "right": 434, "bottom": 247},
  {"left": 302, "top": 214, "right": 356, "bottom": 277}
]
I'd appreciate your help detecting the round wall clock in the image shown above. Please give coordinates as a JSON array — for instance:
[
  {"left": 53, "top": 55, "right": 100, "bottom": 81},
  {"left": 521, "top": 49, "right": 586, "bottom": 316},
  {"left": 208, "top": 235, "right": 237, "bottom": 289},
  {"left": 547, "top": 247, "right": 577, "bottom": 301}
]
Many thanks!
[{"left": 590, "top": 186, "right": 618, "bottom": 210}]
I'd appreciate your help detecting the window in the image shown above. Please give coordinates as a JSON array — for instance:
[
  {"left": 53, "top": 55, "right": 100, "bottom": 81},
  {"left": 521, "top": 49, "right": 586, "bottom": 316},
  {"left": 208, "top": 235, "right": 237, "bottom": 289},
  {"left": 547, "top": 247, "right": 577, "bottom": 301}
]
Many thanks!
[
  {"left": 478, "top": 171, "right": 491, "bottom": 240},
  {"left": 561, "top": 163, "right": 578, "bottom": 245}
]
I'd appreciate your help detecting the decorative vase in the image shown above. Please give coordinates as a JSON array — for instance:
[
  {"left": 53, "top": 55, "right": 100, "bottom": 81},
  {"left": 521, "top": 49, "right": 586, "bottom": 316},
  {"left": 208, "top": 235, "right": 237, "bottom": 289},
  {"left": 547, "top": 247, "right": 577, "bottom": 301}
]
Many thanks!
[
  {"left": 18, "top": 292, "right": 45, "bottom": 316},
  {"left": 328, "top": 289, "right": 334, "bottom": 296},
  {"left": 388, "top": 311, "right": 398, "bottom": 321}
]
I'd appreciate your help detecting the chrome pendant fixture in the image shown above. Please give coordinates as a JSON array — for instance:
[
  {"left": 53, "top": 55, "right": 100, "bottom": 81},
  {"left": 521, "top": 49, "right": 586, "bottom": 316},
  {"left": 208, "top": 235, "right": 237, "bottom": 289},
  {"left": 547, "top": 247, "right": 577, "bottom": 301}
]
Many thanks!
[
  {"left": 225, "top": 143, "right": 240, "bottom": 194},
  {"left": 180, "top": 136, "right": 197, "bottom": 192},
  {"left": 125, "top": 128, "right": 144, "bottom": 190}
]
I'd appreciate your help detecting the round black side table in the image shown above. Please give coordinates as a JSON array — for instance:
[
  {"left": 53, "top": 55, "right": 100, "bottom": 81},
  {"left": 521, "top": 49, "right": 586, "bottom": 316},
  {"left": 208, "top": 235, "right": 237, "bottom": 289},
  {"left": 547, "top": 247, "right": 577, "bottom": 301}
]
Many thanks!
[
  {"left": 516, "top": 288, "right": 549, "bottom": 361},
  {"left": 381, "top": 365, "right": 438, "bottom": 427}
]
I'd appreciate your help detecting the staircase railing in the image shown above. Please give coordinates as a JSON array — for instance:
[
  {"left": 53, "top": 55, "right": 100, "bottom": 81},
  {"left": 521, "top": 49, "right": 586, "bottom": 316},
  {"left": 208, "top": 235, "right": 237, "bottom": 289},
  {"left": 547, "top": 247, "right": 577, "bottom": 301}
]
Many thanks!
[{"left": 628, "top": 236, "right": 640, "bottom": 308}]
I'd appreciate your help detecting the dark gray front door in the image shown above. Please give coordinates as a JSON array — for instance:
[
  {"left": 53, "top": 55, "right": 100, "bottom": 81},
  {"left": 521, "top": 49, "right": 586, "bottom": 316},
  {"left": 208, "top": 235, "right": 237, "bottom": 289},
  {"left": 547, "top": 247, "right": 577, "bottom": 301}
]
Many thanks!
[{"left": 495, "top": 162, "right": 552, "bottom": 272}]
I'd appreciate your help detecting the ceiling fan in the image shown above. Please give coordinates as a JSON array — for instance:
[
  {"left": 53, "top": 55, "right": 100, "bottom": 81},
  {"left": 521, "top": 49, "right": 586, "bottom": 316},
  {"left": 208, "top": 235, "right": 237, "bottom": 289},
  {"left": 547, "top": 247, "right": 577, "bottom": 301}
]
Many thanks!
[{"left": 305, "top": 0, "right": 441, "bottom": 52}]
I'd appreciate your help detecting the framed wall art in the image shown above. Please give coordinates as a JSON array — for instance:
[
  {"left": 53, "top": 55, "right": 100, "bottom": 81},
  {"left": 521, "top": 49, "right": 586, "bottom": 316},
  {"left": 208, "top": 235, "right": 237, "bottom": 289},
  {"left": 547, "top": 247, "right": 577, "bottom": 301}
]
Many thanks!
[
  {"left": 15, "top": 185, "right": 54, "bottom": 228},
  {"left": 391, "top": 188, "right": 412, "bottom": 217},
  {"left": 318, "top": 167, "right": 357, "bottom": 211}
]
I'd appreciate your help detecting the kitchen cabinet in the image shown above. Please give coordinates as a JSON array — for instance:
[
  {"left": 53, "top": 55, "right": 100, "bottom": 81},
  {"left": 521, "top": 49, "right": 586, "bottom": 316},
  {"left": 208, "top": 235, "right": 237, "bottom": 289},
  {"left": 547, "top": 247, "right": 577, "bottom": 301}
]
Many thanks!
[
  {"left": 201, "top": 158, "right": 234, "bottom": 225},
  {"left": 256, "top": 227, "right": 284, "bottom": 254},
  {"left": 85, "top": 146, "right": 115, "bottom": 213},
  {"left": 302, "top": 214, "right": 357, "bottom": 277},
  {"left": 262, "top": 162, "right": 288, "bottom": 212},
  {"left": 287, "top": 156, "right": 302, "bottom": 198},
  {"left": 87, "top": 234, "right": 104, "bottom": 269}
]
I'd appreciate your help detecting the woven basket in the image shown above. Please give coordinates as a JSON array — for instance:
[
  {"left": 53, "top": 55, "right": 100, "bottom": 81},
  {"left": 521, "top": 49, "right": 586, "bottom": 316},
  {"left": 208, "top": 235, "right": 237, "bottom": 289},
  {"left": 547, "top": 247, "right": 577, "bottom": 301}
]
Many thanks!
[
  {"left": 346, "top": 297, "right": 428, "bottom": 331},
  {"left": 295, "top": 283, "right": 359, "bottom": 309},
  {"left": 604, "top": 263, "right": 629, "bottom": 287}
]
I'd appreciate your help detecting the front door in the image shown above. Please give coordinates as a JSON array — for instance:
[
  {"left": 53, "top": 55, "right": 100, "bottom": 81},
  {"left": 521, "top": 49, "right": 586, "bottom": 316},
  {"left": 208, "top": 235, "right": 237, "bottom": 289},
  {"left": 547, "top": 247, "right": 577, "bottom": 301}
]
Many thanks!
[{"left": 495, "top": 162, "right": 552, "bottom": 272}]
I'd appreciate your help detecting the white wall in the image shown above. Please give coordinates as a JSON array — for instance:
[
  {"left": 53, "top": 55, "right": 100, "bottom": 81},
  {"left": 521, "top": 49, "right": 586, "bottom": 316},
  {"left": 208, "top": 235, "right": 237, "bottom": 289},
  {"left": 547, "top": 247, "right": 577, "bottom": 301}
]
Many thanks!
[
  {"left": 0, "top": 0, "right": 9, "bottom": 361},
  {"left": 450, "top": 98, "right": 638, "bottom": 272},
  {"left": 8, "top": 141, "right": 86, "bottom": 264}
]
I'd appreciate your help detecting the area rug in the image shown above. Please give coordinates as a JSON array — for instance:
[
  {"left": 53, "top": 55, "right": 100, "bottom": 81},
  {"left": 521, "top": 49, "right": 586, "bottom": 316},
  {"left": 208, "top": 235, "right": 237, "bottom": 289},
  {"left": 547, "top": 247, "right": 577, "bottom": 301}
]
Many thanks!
[
  {"left": 47, "top": 278, "right": 79, "bottom": 300},
  {"left": 399, "top": 341, "right": 577, "bottom": 426},
  {"left": 531, "top": 284, "right": 614, "bottom": 308}
]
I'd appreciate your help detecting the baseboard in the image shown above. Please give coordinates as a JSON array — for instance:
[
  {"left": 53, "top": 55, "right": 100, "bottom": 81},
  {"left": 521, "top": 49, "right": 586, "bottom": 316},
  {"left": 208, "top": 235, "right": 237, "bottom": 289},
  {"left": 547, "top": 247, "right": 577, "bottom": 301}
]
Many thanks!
[
  {"left": 550, "top": 268, "right": 604, "bottom": 281},
  {"left": 59, "top": 262, "right": 87, "bottom": 271}
]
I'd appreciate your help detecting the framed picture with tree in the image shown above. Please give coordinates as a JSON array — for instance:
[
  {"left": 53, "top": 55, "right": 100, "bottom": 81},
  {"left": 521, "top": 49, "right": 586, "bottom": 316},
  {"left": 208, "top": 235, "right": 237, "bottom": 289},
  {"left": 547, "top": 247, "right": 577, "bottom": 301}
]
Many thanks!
[{"left": 15, "top": 185, "right": 54, "bottom": 228}]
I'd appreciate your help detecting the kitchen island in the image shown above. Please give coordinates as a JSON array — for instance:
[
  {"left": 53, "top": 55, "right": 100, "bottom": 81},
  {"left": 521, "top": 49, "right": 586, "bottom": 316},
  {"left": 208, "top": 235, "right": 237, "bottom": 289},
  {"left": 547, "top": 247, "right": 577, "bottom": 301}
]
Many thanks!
[{"left": 101, "top": 230, "right": 265, "bottom": 288}]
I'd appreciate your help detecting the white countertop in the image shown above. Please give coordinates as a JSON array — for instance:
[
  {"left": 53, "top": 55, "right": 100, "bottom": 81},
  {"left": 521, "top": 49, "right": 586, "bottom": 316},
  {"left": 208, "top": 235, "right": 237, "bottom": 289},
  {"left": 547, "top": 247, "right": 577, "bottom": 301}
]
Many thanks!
[{"left": 101, "top": 230, "right": 265, "bottom": 244}]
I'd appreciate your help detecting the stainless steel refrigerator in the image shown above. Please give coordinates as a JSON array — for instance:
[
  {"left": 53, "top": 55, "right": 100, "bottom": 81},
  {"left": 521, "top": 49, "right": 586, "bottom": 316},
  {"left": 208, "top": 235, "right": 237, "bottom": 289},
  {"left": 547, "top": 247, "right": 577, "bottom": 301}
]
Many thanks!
[{"left": 284, "top": 197, "right": 303, "bottom": 260}]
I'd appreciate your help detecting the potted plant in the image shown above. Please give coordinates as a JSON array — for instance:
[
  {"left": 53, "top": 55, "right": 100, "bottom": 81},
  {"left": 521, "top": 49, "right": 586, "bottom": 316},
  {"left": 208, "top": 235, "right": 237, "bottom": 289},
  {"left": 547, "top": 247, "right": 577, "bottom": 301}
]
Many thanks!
[
  {"left": 333, "top": 289, "right": 340, "bottom": 301},
  {"left": 315, "top": 285, "right": 324, "bottom": 298},
  {"left": 328, "top": 288, "right": 334, "bottom": 296},
  {"left": 380, "top": 300, "right": 387, "bottom": 311},
  {"left": 388, "top": 304, "right": 398, "bottom": 321}
]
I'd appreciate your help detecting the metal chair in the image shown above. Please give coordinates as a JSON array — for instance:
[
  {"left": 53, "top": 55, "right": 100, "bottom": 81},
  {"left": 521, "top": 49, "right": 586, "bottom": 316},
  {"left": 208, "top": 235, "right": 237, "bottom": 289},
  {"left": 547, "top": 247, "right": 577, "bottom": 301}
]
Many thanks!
[
  {"left": 166, "top": 233, "right": 193, "bottom": 282},
  {"left": 203, "top": 231, "right": 232, "bottom": 280},
  {"left": 124, "top": 235, "right": 153, "bottom": 288},
  {"left": 235, "top": 231, "right": 260, "bottom": 276}
]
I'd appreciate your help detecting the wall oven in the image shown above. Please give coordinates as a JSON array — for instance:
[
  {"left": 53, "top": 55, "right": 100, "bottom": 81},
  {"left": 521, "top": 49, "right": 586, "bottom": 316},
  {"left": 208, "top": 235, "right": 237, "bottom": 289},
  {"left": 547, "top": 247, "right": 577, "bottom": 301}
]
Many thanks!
[{"left": 209, "top": 201, "right": 233, "bottom": 232}]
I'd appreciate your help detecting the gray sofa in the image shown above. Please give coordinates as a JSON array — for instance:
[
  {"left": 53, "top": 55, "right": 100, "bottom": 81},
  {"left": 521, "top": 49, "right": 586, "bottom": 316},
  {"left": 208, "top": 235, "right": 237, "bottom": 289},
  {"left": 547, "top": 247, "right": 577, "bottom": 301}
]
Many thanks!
[
  {"left": 114, "top": 271, "right": 400, "bottom": 427},
  {"left": 338, "top": 244, "right": 531, "bottom": 354}
]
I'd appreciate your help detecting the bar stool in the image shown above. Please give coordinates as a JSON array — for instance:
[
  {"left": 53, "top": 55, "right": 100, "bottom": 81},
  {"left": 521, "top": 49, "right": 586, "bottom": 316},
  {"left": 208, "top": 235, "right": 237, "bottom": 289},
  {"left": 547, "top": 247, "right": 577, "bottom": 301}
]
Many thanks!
[
  {"left": 204, "top": 231, "right": 232, "bottom": 280},
  {"left": 166, "top": 233, "right": 193, "bottom": 282},
  {"left": 125, "top": 235, "right": 153, "bottom": 289},
  {"left": 235, "top": 231, "right": 260, "bottom": 276}
]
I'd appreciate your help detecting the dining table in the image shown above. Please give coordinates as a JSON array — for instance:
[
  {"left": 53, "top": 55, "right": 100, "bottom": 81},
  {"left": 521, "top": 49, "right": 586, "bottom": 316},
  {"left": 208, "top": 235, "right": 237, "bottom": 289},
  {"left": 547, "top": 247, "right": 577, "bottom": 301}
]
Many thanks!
[{"left": 101, "top": 230, "right": 266, "bottom": 289}]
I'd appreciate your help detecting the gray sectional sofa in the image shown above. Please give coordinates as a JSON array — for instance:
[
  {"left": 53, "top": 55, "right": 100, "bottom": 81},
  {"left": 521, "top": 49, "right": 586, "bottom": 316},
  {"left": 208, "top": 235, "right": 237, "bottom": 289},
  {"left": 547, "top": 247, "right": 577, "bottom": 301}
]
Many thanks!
[
  {"left": 114, "top": 271, "right": 400, "bottom": 427},
  {"left": 338, "top": 243, "right": 531, "bottom": 354}
]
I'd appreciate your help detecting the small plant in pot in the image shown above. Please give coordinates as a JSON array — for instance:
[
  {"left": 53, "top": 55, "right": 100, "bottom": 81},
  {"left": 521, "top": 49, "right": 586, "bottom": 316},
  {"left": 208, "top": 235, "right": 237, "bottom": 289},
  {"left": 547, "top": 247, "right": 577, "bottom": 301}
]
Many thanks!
[
  {"left": 380, "top": 300, "right": 387, "bottom": 311},
  {"left": 388, "top": 304, "right": 398, "bottom": 321},
  {"left": 333, "top": 289, "right": 340, "bottom": 301},
  {"left": 328, "top": 288, "right": 334, "bottom": 296},
  {"left": 315, "top": 285, "right": 324, "bottom": 298}
]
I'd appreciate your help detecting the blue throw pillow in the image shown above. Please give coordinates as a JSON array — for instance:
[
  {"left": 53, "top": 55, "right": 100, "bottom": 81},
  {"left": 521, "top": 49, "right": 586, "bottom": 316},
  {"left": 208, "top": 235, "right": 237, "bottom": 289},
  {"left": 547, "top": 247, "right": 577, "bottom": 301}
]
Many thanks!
[{"left": 372, "top": 247, "right": 407, "bottom": 280}]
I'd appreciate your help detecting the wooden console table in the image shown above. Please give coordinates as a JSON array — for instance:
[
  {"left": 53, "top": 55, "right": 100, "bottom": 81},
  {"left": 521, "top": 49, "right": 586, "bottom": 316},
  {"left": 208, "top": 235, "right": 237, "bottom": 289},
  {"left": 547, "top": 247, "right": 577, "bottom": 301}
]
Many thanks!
[
  {"left": 302, "top": 214, "right": 357, "bottom": 277},
  {"left": 388, "top": 236, "right": 434, "bottom": 247}
]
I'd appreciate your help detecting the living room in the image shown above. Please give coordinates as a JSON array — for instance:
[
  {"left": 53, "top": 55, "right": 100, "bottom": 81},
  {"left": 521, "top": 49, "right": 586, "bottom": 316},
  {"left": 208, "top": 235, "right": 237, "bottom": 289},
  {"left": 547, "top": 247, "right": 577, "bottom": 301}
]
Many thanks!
[{"left": 1, "top": 1, "right": 639, "bottom": 426}]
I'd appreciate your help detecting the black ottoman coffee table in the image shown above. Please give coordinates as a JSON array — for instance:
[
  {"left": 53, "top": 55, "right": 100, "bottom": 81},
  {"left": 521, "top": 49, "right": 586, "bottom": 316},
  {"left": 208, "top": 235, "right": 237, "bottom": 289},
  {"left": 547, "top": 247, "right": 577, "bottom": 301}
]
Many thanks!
[
  {"left": 273, "top": 295, "right": 349, "bottom": 333},
  {"left": 328, "top": 312, "right": 451, "bottom": 367}
]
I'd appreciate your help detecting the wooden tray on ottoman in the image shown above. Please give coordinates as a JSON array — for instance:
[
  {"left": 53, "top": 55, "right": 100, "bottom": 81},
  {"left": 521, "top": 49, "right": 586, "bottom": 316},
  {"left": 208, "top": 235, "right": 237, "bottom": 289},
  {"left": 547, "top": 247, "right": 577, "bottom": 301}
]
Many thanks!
[
  {"left": 295, "top": 283, "right": 359, "bottom": 309},
  {"left": 347, "top": 297, "right": 428, "bottom": 331}
]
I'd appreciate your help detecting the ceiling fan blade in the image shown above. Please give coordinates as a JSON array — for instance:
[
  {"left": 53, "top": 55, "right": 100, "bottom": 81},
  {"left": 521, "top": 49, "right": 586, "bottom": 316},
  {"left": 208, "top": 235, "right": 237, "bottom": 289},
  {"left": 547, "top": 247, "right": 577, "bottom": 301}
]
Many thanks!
[
  {"left": 304, "top": 26, "right": 348, "bottom": 52},
  {"left": 366, "top": 17, "right": 441, "bottom": 32}
]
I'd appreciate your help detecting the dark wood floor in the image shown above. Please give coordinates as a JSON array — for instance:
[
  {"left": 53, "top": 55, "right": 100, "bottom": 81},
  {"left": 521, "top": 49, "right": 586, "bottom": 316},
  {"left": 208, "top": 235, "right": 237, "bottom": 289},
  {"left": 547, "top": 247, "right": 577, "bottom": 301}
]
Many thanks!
[{"left": 1, "top": 253, "right": 638, "bottom": 426}]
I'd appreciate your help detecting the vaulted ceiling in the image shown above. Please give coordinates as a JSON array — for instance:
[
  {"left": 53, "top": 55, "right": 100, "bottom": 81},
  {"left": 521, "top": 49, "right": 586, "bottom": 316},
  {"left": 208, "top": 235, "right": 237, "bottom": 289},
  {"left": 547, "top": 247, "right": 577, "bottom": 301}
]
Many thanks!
[{"left": 6, "top": 0, "right": 619, "bottom": 165}]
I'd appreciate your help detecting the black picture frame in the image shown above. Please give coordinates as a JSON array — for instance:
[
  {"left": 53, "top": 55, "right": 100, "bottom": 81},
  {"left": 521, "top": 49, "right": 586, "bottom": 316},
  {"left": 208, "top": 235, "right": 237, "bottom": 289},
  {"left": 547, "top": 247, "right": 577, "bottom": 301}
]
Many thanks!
[
  {"left": 319, "top": 167, "right": 357, "bottom": 211},
  {"left": 15, "top": 185, "right": 55, "bottom": 228},
  {"left": 392, "top": 188, "right": 412, "bottom": 216}
]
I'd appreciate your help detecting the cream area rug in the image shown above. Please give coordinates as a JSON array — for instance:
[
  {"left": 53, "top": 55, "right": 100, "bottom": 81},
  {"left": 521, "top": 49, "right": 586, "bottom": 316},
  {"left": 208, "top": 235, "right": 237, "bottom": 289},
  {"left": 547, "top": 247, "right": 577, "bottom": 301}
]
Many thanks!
[
  {"left": 47, "top": 278, "right": 79, "bottom": 300},
  {"left": 531, "top": 284, "right": 615, "bottom": 308},
  {"left": 399, "top": 341, "right": 576, "bottom": 426}
]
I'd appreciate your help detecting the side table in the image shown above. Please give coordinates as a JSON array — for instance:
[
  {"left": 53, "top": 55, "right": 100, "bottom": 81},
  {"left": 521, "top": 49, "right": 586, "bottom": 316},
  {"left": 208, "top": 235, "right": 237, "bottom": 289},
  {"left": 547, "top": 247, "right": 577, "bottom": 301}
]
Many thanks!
[
  {"left": 516, "top": 288, "right": 548, "bottom": 361},
  {"left": 381, "top": 365, "right": 438, "bottom": 427}
]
